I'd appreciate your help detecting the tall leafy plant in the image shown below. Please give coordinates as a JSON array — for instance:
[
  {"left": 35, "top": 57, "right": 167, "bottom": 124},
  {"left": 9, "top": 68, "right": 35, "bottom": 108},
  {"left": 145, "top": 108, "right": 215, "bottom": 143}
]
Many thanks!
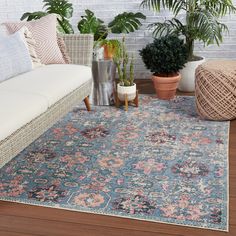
[
  {"left": 21, "top": 0, "right": 74, "bottom": 34},
  {"left": 140, "top": 0, "right": 236, "bottom": 60}
]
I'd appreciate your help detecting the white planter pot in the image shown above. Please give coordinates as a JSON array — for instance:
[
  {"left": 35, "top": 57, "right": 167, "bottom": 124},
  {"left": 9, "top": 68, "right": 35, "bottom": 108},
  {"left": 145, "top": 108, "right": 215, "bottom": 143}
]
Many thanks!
[
  {"left": 117, "top": 83, "right": 136, "bottom": 101},
  {"left": 179, "top": 57, "right": 206, "bottom": 92}
]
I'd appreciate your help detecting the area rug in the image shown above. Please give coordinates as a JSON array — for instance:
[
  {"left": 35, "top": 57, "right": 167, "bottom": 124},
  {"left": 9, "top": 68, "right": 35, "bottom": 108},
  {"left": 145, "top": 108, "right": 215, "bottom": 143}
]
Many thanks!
[{"left": 0, "top": 96, "right": 229, "bottom": 231}]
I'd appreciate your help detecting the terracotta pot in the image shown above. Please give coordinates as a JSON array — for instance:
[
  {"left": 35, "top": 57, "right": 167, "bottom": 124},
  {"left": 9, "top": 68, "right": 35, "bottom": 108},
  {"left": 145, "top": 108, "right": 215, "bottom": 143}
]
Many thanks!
[
  {"left": 103, "top": 45, "right": 115, "bottom": 59},
  {"left": 117, "top": 83, "right": 136, "bottom": 101},
  {"left": 152, "top": 73, "right": 181, "bottom": 100}
]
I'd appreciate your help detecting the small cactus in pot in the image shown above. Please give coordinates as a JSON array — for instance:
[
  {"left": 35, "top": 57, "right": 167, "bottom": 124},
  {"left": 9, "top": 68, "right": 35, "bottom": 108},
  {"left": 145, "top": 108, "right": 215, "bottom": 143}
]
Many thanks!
[{"left": 114, "top": 37, "right": 136, "bottom": 101}]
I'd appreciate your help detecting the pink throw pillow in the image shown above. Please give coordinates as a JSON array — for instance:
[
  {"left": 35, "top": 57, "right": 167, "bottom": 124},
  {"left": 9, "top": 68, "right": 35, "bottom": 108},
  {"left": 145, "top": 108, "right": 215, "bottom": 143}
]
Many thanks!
[{"left": 3, "top": 14, "right": 66, "bottom": 65}]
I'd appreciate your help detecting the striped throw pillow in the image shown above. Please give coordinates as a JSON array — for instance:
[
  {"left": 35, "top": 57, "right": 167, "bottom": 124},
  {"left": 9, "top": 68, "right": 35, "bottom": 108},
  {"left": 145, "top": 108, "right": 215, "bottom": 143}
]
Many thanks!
[{"left": 3, "top": 14, "right": 66, "bottom": 65}]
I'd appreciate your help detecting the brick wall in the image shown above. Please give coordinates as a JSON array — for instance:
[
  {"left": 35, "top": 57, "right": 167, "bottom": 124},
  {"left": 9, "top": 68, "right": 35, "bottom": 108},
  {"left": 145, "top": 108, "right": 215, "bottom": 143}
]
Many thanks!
[{"left": 1, "top": 0, "right": 236, "bottom": 78}]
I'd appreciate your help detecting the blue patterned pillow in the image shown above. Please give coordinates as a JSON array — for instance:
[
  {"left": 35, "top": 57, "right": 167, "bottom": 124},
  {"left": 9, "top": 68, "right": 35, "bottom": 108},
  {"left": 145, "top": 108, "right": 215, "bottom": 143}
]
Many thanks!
[{"left": 0, "top": 31, "right": 33, "bottom": 82}]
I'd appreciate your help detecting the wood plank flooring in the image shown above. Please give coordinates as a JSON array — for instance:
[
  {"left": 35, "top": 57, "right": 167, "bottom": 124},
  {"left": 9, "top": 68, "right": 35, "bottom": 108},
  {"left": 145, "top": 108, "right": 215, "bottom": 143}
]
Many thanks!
[{"left": 0, "top": 79, "right": 235, "bottom": 236}]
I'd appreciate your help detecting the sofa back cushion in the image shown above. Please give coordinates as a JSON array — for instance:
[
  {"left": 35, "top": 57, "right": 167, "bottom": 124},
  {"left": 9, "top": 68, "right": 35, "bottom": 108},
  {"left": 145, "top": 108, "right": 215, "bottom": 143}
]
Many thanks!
[
  {"left": 0, "top": 31, "right": 32, "bottom": 82},
  {"left": 3, "top": 14, "right": 66, "bottom": 65}
]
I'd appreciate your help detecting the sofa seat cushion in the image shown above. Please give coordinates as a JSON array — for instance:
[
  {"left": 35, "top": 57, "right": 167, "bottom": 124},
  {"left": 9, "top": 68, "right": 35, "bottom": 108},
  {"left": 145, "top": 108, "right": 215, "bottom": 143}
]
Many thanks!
[
  {"left": 0, "top": 91, "right": 48, "bottom": 141},
  {"left": 0, "top": 64, "right": 92, "bottom": 107}
]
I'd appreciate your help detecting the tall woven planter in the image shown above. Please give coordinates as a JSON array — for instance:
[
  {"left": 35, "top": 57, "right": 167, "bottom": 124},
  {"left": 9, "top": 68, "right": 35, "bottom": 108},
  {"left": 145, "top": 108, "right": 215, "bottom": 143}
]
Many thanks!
[{"left": 195, "top": 60, "right": 236, "bottom": 121}]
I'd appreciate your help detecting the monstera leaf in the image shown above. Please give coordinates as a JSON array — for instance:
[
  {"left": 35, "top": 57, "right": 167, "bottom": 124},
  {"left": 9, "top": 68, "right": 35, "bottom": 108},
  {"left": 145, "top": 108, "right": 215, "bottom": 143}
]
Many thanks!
[
  {"left": 21, "top": 11, "right": 48, "bottom": 21},
  {"left": 108, "top": 12, "right": 146, "bottom": 34},
  {"left": 43, "top": 0, "right": 73, "bottom": 18},
  {"left": 78, "top": 9, "right": 108, "bottom": 41},
  {"left": 57, "top": 18, "right": 74, "bottom": 34},
  {"left": 20, "top": 0, "right": 74, "bottom": 34}
]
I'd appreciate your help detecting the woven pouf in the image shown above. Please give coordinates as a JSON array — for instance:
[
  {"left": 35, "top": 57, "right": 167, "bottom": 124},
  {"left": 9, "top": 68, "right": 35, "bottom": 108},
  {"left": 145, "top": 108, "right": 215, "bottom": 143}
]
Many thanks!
[{"left": 195, "top": 60, "right": 236, "bottom": 121}]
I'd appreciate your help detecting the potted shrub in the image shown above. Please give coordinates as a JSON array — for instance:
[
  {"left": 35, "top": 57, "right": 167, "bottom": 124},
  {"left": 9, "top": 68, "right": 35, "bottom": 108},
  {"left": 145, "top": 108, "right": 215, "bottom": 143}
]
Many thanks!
[
  {"left": 140, "top": 35, "right": 188, "bottom": 100},
  {"left": 114, "top": 37, "right": 136, "bottom": 102},
  {"left": 140, "top": 0, "right": 236, "bottom": 92}
]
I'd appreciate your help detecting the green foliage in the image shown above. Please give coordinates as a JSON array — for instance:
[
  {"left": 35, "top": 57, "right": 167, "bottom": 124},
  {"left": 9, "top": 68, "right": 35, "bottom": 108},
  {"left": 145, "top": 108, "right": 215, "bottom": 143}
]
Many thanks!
[
  {"left": 43, "top": 0, "right": 73, "bottom": 18},
  {"left": 100, "top": 39, "right": 121, "bottom": 57},
  {"left": 108, "top": 12, "right": 146, "bottom": 34},
  {"left": 21, "top": 0, "right": 74, "bottom": 34},
  {"left": 78, "top": 9, "right": 108, "bottom": 41},
  {"left": 140, "top": 0, "right": 236, "bottom": 60},
  {"left": 21, "top": 12, "right": 48, "bottom": 21},
  {"left": 78, "top": 10, "right": 146, "bottom": 42},
  {"left": 114, "top": 37, "right": 135, "bottom": 86},
  {"left": 139, "top": 35, "right": 188, "bottom": 76}
]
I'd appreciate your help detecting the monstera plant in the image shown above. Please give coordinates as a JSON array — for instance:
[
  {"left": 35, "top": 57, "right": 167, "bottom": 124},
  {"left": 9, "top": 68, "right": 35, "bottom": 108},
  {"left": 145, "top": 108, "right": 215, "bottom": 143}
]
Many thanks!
[
  {"left": 78, "top": 10, "right": 146, "bottom": 40},
  {"left": 78, "top": 9, "right": 146, "bottom": 59},
  {"left": 140, "top": 0, "right": 236, "bottom": 92},
  {"left": 77, "top": 9, "right": 108, "bottom": 41},
  {"left": 108, "top": 12, "right": 146, "bottom": 34},
  {"left": 21, "top": 0, "right": 74, "bottom": 34}
]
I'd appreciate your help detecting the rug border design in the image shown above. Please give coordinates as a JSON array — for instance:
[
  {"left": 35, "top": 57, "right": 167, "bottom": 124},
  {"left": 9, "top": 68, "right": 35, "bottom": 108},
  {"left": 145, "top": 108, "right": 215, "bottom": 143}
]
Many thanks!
[{"left": 0, "top": 97, "right": 230, "bottom": 232}]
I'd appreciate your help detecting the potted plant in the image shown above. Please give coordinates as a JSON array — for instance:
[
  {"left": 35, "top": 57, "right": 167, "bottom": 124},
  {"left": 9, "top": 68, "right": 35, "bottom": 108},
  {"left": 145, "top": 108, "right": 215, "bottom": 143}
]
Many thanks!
[
  {"left": 139, "top": 35, "right": 188, "bottom": 100},
  {"left": 99, "top": 39, "right": 121, "bottom": 60},
  {"left": 114, "top": 37, "right": 136, "bottom": 102},
  {"left": 78, "top": 10, "right": 146, "bottom": 59},
  {"left": 140, "top": 0, "right": 236, "bottom": 92},
  {"left": 21, "top": 0, "right": 74, "bottom": 34}
]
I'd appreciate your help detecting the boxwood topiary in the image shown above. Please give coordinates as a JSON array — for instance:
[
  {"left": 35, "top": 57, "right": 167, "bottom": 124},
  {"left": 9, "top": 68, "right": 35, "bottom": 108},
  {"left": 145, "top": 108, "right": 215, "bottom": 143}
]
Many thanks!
[{"left": 139, "top": 35, "right": 188, "bottom": 76}]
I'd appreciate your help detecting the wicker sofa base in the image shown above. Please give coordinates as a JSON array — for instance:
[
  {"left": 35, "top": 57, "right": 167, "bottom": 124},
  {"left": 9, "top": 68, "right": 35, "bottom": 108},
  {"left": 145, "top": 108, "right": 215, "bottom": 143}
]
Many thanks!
[{"left": 0, "top": 79, "right": 92, "bottom": 168}]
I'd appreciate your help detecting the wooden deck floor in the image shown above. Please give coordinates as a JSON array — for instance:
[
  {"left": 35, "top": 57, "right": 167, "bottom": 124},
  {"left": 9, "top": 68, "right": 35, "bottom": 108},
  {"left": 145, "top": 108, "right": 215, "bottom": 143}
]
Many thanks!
[{"left": 0, "top": 79, "right": 235, "bottom": 236}]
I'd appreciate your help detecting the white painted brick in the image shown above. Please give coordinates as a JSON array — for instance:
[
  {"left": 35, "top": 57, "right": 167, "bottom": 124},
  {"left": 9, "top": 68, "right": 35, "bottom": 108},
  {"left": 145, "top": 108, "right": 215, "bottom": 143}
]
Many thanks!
[{"left": 0, "top": 0, "right": 236, "bottom": 78}]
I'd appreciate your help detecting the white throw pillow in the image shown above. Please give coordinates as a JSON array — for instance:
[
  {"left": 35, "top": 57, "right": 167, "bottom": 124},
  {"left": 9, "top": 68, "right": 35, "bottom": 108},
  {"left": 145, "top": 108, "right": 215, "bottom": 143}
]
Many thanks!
[{"left": 0, "top": 31, "right": 33, "bottom": 82}]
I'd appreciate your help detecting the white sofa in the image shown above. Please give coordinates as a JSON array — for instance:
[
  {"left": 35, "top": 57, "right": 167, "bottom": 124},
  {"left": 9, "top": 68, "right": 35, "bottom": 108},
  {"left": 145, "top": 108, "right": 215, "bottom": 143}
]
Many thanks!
[{"left": 0, "top": 34, "right": 94, "bottom": 168}]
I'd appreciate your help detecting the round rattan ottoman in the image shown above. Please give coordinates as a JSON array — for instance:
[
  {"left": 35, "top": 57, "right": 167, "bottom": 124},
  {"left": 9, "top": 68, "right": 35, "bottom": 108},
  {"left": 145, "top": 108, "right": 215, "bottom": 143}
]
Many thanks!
[{"left": 195, "top": 60, "right": 236, "bottom": 121}]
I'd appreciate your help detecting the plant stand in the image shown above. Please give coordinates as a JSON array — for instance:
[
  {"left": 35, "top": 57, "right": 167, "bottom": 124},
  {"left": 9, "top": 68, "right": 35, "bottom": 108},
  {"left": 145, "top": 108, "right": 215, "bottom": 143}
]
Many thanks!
[{"left": 115, "top": 90, "right": 139, "bottom": 111}]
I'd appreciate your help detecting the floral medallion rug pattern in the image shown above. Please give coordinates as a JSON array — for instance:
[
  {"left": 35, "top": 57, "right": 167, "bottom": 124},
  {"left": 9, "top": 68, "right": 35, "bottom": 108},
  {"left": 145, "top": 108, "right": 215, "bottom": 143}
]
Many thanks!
[{"left": 0, "top": 96, "right": 229, "bottom": 231}]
